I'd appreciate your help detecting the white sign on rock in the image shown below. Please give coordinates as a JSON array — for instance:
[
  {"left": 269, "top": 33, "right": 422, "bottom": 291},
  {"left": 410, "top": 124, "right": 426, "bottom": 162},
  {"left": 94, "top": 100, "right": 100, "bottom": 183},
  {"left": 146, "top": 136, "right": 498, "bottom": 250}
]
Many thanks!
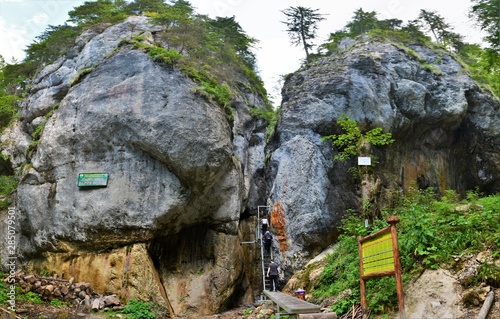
[{"left": 358, "top": 157, "right": 371, "bottom": 166}]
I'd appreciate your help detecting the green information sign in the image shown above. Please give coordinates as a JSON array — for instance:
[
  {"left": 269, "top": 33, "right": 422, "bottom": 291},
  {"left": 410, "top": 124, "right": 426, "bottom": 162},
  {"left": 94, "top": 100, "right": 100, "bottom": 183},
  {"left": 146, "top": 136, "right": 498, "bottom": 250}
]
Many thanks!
[{"left": 77, "top": 173, "right": 109, "bottom": 187}]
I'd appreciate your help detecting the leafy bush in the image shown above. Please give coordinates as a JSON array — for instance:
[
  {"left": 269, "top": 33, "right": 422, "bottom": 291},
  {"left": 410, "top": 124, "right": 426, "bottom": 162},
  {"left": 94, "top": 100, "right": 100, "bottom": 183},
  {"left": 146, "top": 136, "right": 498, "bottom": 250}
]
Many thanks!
[
  {"left": 0, "top": 175, "right": 17, "bottom": 209},
  {"left": 17, "top": 291, "right": 44, "bottom": 304},
  {"left": 250, "top": 106, "right": 280, "bottom": 141},
  {"left": 321, "top": 114, "right": 394, "bottom": 163},
  {"left": 121, "top": 299, "right": 156, "bottom": 319},
  {"left": 50, "top": 298, "right": 67, "bottom": 308},
  {"left": 146, "top": 46, "right": 183, "bottom": 65}
]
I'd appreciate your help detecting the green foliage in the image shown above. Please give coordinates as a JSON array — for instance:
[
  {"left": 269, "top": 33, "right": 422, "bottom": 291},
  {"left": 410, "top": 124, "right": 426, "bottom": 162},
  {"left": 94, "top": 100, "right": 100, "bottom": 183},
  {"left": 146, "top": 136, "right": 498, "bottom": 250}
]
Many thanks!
[
  {"left": 321, "top": 114, "right": 394, "bottom": 163},
  {"left": 31, "top": 121, "right": 46, "bottom": 140},
  {"left": 470, "top": 0, "right": 500, "bottom": 50},
  {"left": 50, "top": 298, "right": 67, "bottom": 308},
  {"left": 68, "top": 0, "right": 128, "bottom": 26},
  {"left": 310, "top": 233, "right": 361, "bottom": 315},
  {"left": 249, "top": 106, "right": 280, "bottom": 141},
  {"left": 127, "top": 0, "right": 168, "bottom": 15},
  {"left": 0, "top": 60, "right": 32, "bottom": 96},
  {"left": 120, "top": 299, "right": 156, "bottom": 319},
  {"left": 0, "top": 60, "right": 24, "bottom": 131},
  {"left": 319, "top": 10, "right": 430, "bottom": 56},
  {"left": 0, "top": 95, "right": 21, "bottom": 129},
  {"left": 321, "top": 114, "right": 361, "bottom": 162},
  {"left": 25, "top": 24, "right": 81, "bottom": 65},
  {"left": 475, "top": 263, "right": 500, "bottom": 287},
  {"left": 70, "top": 67, "right": 95, "bottom": 87},
  {"left": 0, "top": 175, "right": 17, "bottom": 197},
  {"left": 421, "top": 62, "right": 442, "bottom": 74},
  {"left": 457, "top": 45, "right": 500, "bottom": 98},
  {"left": 414, "top": 9, "right": 453, "bottom": 46},
  {"left": 243, "top": 307, "right": 253, "bottom": 317},
  {"left": 17, "top": 291, "right": 44, "bottom": 304},
  {"left": 125, "top": 5, "right": 269, "bottom": 119},
  {"left": 1, "top": 0, "right": 270, "bottom": 127},
  {"left": 281, "top": 6, "right": 326, "bottom": 61},
  {"left": 194, "top": 82, "right": 233, "bottom": 117},
  {"left": 145, "top": 46, "right": 183, "bottom": 65},
  {"left": 0, "top": 272, "right": 8, "bottom": 305},
  {"left": 312, "top": 190, "right": 500, "bottom": 316},
  {"left": 207, "top": 16, "right": 257, "bottom": 67},
  {"left": 346, "top": 8, "right": 379, "bottom": 35}
]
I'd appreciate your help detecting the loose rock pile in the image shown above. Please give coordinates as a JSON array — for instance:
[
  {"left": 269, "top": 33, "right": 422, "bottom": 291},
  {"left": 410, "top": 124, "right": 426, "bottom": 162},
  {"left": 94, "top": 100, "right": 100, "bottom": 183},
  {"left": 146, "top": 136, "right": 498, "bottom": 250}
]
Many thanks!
[{"left": 5, "top": 271, "right": 123, "bottom": 312}]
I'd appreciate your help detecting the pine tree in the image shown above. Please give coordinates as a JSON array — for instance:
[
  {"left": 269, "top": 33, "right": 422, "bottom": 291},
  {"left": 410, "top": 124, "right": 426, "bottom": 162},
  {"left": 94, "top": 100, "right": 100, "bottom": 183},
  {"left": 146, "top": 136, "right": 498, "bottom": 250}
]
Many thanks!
[
  {"left": 281, "top": 6, "right": 325, "bottom": 61},
  {"left": 415, "top": 9, "right": 452, "bottom": 45},
  {"left": 346, "top": 8, "right": 378, "bottom": 36}
]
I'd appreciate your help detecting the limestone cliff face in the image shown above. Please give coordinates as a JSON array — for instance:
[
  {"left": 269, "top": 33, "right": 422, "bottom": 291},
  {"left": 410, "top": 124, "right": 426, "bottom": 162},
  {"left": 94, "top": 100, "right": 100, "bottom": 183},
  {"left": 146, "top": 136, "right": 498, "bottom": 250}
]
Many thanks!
[
  {"left": 2, "top": 18, "right": 499, "bottom": 315},
  {"left": 0, "top": 16, "right": 266, "bottom": 316},
  {"left": 267, "top": 37, "right": 500, "bottom": 274}
]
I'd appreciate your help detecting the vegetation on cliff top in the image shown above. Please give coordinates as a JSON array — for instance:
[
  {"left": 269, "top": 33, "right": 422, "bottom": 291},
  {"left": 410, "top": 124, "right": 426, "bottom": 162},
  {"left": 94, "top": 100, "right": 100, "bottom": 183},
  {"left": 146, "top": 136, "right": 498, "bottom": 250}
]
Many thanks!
[
  {"left": 305, "top": 6, "right": 500, "bottom": 99},
  {"left": 0, "top": 0, "right": 274, "bottom": 125}
]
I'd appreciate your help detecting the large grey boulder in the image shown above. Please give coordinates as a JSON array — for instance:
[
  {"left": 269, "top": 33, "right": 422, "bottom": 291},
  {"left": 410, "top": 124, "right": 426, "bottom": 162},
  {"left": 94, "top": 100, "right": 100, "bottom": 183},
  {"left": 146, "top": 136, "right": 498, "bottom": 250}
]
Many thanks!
[
  {"left": 268, "top": 38, "right": 500, "bottom": 273},
  {"left": 1, "top": 16, "right": 267, "bottom": 315},
  {"left": 22, "top": 48, "right": 236, "bottom": 250}
]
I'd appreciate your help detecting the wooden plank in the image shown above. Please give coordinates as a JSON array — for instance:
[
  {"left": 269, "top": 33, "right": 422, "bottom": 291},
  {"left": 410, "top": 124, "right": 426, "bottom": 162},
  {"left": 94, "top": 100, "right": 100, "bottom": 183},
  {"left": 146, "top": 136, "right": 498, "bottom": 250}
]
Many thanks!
[
  {"left": 298, "top": 313, "right": 337, "bottom": 319},
  {"left": 263, "top": 291, "right": 321, "bottom": 314}
]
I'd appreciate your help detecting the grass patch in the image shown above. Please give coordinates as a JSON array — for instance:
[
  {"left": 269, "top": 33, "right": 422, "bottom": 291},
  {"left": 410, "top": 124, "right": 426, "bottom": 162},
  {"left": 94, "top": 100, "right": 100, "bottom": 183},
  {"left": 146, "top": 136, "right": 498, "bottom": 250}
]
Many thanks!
[
  {"left": 120, "top": 299, "right": 157, "bottom": 319},
  {"left": 70, "top": 67, "right": 95, "bottom": 87}
]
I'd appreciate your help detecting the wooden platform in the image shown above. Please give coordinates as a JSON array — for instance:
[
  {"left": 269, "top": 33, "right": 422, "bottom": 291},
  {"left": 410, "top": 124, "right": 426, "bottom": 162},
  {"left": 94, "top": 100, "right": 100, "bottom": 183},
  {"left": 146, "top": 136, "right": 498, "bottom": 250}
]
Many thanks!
[{"left": 263, "top": 290, "right": 321, "bottom": 315}]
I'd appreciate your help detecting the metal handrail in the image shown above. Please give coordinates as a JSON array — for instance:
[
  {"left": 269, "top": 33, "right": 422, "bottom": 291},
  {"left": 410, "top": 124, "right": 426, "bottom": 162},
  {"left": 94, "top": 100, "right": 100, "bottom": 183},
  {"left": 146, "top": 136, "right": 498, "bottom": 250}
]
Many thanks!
[{"left": 258, "top": 205, "right": 270, "bottom": 292}]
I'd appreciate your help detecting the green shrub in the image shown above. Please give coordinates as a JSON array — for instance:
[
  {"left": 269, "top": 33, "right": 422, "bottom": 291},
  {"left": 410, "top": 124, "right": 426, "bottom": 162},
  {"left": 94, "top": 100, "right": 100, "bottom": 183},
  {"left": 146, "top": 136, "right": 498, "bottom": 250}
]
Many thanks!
[
  {"left": 120, "top": 299, "right": 156, "bottom": 319},
  {"left": 0, "top": 95, "right": 22, "bottom": 129},
  {"left": 0, "top": 175, "right": 17, "bottom": 196},
  {"left": 146, "top": 46, "right": 183, "bottom": 65},
  {"left": 17, "top": 291, "right": 43, "bottom": 304},
  {"left": 0, "top": 175, "right": 17, "bottom": 209},
  {"left": 50, "top": 298, "right": 67, "bottom": 308}
]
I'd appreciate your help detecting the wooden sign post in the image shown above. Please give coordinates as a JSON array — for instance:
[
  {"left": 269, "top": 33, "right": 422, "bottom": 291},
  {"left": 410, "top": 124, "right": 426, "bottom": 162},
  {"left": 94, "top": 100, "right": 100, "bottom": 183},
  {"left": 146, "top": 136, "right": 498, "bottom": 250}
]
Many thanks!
[{"left": 358, "top": 216, "right": 404, "bottom": 319}]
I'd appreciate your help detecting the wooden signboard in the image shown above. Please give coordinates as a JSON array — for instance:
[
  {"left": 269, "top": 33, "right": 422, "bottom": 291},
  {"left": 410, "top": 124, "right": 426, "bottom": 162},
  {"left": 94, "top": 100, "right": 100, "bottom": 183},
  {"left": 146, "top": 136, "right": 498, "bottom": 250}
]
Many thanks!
[{"left": 358, "top": 216, "right": 405, "bottom": 319}]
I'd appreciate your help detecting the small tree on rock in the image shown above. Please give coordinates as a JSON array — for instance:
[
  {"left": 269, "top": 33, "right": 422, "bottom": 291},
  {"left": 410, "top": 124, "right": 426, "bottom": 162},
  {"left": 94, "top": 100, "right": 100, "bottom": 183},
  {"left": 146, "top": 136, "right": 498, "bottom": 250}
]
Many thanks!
[{"left": 321, "top": 114, "right": 394, "bottom": 221}]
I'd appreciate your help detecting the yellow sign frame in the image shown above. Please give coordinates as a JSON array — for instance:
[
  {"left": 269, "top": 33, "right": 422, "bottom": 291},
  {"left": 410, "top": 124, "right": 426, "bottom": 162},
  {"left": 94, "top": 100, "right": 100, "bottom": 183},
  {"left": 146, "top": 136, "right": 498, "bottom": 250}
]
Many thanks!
[{"left": 358, "top": 216, "right": 405, "bottom": 318}]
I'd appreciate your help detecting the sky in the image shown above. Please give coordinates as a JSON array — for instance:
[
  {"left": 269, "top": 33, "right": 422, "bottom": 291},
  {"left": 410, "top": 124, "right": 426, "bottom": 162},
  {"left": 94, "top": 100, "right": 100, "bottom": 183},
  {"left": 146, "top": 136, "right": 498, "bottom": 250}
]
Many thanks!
[{"left": 0, "top": 0, "right": 486, "bottom": 104}]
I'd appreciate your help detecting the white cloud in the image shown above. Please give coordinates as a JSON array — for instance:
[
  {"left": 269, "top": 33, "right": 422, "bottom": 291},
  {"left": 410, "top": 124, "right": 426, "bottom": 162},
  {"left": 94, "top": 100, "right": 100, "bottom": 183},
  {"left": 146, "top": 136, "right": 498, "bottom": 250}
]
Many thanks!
[
  {"left": 29, "top": 12, "right": 49, "bottom": 26},
  {"left": 0, "top": 17, "right": 27, "bottom": 62}
]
